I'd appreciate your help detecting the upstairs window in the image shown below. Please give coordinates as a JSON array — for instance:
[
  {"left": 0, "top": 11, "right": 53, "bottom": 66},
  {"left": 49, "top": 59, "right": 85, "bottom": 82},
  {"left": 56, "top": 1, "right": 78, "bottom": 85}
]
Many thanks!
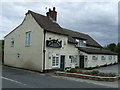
[
  {"left": 26, "top": 31, "right": 31, "bottom": 46},
  {"left": 11, "top": 38, "right": 14, "bottom": 47},
  {"left": 75, "top": 39, "right": 86, "bottom": 47}
]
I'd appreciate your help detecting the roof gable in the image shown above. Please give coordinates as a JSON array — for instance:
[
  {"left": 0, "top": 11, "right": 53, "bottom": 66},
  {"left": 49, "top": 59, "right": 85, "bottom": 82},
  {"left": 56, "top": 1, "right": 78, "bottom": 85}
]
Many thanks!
[
  {"left": 28, "top": 10, "right": 102, "bottom": 48},
  {"left": 78, "top": 47, "right": 118, "bottom": 55},
  {"left": 28, "top": 10, "right": 67, "bottom": 36},
  {"left": 5, "top": 10, "right": 102, "bottom": 48}
]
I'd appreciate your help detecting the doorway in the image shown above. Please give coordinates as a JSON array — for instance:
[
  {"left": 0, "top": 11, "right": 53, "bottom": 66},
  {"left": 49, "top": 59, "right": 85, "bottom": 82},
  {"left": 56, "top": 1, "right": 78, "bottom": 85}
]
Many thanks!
[
  {"left": 60, "top": 55, "right": 65, "bottom": 69},
  {"left": 79, "top": 56, "right": 84, "bottom": 68}
]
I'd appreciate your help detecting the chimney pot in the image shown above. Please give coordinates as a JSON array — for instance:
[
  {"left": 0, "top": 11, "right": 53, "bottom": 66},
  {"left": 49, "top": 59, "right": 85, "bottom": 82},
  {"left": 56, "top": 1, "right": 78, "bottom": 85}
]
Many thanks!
[
  {"left": 53, "top": 7, "right": 55, "bottom": 11},
  {"left": 46, "top": 7, "right": 57, "bottom": 21},
  {"left": 49, "top": 8, "right": 51, "bottom": 12}
]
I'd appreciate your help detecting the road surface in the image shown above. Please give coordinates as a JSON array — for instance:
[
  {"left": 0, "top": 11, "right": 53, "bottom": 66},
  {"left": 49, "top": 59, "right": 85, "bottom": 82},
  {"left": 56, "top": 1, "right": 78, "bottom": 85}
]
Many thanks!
[{"left": 2, "top": 66, "right": 115, "bottom": 88}]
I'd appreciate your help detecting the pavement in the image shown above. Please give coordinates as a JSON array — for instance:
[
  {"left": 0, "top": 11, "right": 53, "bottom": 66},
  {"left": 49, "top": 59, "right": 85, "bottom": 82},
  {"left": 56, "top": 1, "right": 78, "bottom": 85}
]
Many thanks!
[
  {"left": 82, "top": 64, "right": 119, "bottom": 75},
  {"left": 1, "top": 66, "right": 117, "bottom": 88},
  {"left": 92, "top": 64, "right": 119, "bottom": 75}
]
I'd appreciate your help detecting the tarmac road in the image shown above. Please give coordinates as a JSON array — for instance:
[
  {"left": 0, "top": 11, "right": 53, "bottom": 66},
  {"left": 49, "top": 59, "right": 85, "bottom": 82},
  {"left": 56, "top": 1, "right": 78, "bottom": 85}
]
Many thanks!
[{"left": 2, "top": 66, "right": 116, "bottom": 88}]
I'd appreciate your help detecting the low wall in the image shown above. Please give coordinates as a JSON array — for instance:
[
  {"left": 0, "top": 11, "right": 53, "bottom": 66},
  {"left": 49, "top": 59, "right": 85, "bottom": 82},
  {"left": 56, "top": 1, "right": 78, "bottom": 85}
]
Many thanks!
[{"left": 56, "top": 71, "right": 120, "bottom": 82}]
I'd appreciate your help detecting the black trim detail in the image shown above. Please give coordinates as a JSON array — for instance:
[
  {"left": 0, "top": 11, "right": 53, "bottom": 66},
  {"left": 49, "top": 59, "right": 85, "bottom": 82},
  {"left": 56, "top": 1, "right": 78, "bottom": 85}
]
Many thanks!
[{"left": 46, "top": 39, "right": 62, "bottom": 48}]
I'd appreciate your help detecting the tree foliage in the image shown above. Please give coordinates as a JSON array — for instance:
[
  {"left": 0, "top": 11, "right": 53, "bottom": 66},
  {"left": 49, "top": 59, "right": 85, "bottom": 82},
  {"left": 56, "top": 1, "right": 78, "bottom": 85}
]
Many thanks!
[{"left": 103, "top": 43, "right": 120, "bottom": 62}]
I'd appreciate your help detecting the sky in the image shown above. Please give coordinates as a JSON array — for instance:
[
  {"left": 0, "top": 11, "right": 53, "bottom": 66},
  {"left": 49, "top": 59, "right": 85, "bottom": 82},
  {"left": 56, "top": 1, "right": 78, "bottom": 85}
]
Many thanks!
[{"left": 0, "top": 0, "right": 118, "bottom": 46}]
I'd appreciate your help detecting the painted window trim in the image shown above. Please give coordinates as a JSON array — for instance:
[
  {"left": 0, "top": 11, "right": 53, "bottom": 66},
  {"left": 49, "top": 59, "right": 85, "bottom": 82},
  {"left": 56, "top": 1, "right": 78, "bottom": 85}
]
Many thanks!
[
  {"left": 25, "top": 31, "right": 31, "bottom": 47},
  {"left": 108, "top": 56, "right": 112, "bottom": 60},
  {"left": 75, "top": 39, "right": 86, "bottom": 47},
  {"left": 11, "top": 38, "right": 14, "bottom": 47},
  {"left": 52, "top": 55, "right": 59, "bottom": 67},
  {"left": 92, "top": 56, "right": 98, "bottom": 60},
  {"left": 101, "top": 56, "right": 106, "bottom": 60}
]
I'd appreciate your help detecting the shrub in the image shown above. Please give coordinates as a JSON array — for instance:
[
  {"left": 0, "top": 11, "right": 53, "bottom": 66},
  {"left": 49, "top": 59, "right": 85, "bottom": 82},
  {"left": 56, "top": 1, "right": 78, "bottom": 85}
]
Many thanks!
[
  {"left": 76, "top": 69, "right": 82, "bottom": 73},
  {"left": 84, "top": 71, "right": 92, "bottom": 75},
  {"left": 57, "top": 68, "right": 64, "bottom": 71},
  {"left": 98, "top": 72, "right": 105, "bottom": 76},
  {"left": 91, "top": 70, "right": 99, "bottom": 75},
  {"left": 65, "top": 68, "right": 71, "bottom": 72},
  {"left": 104, "top": 73, "right": 116, "bottom": 77},
  {"left": 70, "top": 68, "right": 77, "bottom": 73}
]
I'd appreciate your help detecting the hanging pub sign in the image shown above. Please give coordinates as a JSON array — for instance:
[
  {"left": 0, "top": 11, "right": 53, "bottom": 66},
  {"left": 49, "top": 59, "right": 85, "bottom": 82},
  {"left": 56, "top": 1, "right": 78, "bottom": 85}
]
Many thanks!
[{"left": 46, "top": 39, "right": 62, "bottom": 48}]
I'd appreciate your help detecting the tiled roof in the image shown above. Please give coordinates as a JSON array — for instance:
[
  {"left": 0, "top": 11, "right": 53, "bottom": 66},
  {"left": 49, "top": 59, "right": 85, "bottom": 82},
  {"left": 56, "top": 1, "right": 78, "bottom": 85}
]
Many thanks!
[
  {"left": 28, "top": 10, "right": 102, "bottom": 48},
  {"left": 78, "top": 47, "right": 118, "bottom": 55}
]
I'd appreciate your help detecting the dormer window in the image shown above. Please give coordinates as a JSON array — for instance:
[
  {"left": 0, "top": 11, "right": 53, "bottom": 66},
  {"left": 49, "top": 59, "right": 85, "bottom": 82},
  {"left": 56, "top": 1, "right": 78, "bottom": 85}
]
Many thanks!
[{"left": 75, "top": 39, "right": 86, "bottom": 47}]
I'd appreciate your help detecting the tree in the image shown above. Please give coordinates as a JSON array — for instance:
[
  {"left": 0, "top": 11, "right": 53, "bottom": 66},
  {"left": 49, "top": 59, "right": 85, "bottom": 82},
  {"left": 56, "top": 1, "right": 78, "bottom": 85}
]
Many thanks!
[{"left": 103, "top": 43, "right": 120, "bottom": 63}]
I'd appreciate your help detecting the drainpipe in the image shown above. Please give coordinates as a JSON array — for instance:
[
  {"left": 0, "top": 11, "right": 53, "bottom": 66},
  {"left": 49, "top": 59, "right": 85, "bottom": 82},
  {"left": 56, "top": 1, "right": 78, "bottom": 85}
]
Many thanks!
[
  {"left": 2, "top": 40, "right": 4, "bottom": 64},
  {"left": 43, "top": 30, "right": 46, "bottom": 72}
]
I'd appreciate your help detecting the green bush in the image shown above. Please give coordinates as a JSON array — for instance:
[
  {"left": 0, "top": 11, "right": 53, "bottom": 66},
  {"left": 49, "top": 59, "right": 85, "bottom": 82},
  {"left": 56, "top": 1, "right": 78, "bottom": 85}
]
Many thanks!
[
  {"left": 84, "top": 71, "right": 92, "bottom": 75},
  {"left": 104, "top": 73, "right": 116, "bottom": 77},
  {"left": 98, "top": 72, "right": 105, "bottom": 76},
  {"left": 91, "top": 70, "right": 99, "bottom": 75},
  {"left": 65, "top": 68, "right": 71, "bottom": 72},
  {"left": 70, "top": 68, "right": 77, "bottom": 73},
  {"left": 76, "top": 69, "right": 82, "bottom": 73},
  {"left": 57, "top": 68, "right": 64, "bottom": 71}
]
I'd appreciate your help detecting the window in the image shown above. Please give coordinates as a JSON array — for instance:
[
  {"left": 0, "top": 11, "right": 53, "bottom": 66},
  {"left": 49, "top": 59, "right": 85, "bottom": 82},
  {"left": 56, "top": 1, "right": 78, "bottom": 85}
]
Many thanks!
[
  {"left": 26, "top": 31, "right": 31, "bottom": 46},
  {"left": 52, "top": 55, "right": 59, "bottom": 67},
  {"left": 85, "top": 56, "right": 88, "bottom": 61},
  {"left": 64, "top": 41, "right": 66, "bottom": 45},
  {"left": 76, "top": 39, "right": 86, "bottom": 47},
  {"left": 113, "top": 56, "right": 116, "bottom": 60},
  {"left": 69, "top": 55, "right": 77, "bottom": 65},
  {"left": 101, "top": 56, "right": 106, "bottom": 60},
  {"left": 11, "top": 38, "right": 14, "bottom": 47},
  {"left": 92, "top": 56, "right": 98, "bottom": 60},
  {"left": 52, "top": 56, "right": 56, "bottom": 66},
  {"left": 109, "top": 56, "right": 112, "bottom": 60}
]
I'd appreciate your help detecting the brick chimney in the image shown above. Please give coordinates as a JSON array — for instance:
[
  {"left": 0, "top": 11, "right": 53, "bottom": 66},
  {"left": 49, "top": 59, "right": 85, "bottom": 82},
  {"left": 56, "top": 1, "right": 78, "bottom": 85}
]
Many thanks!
[{"left": 46, "top": 7, "right": 57, "bottom": 21}]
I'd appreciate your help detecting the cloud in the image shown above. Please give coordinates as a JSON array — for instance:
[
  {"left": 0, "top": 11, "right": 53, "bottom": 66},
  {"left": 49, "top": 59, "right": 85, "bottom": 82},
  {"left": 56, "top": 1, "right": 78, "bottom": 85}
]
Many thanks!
[{"left": 0, "top": 2, "right": 118, "bottom": 46}]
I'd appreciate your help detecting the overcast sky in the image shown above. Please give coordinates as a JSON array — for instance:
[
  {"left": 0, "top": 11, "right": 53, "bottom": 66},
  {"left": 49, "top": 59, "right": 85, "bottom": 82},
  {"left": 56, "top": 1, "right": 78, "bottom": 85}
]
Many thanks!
[{"left": 0, "top": 1, "right": 118, "bottom": 46}]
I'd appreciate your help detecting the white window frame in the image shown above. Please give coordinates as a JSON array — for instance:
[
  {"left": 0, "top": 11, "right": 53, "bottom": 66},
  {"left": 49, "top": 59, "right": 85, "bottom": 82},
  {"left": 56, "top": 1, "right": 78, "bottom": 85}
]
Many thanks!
[
  {"left": 76, "top": 39, "right": 86, "bottom": 47},
  {"left": 109, "top": 56, "right": 112, "bottom": 60},
  {"left": 52, "top": 54, "right": 59, "bottom": 67},
  {"left": 26, "top": 31, "right": 31, "bottom": 46},
  {"left": 11, "top": 38, "right": 14, "bottom": 47},
  {"left": 92, "top": 56, "right": 98, "bottom": 60},
  {"left": 113, "top": 56, "right": 116, "bottom": 60},
  {"left": 101, "top": 56, "right": 106, "bottom": 60},
  {"left": 69, "top": 55, "right": 77, "bottom": 65}
]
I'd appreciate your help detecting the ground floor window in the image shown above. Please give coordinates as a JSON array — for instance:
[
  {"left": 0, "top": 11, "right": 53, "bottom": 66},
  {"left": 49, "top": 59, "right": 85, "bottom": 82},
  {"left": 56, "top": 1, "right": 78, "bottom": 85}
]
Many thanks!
[
  {"left": 92, "top": 56, "right": 98, "bottom": 60},
  {"left": 113, "top": 56, "right": 116, "bottom": 60},
  {"left": 69, "top": 55, "right": 77, "bottom": 64},
  {"left": 101, "top": 56, "right": 106, "bottom": 60},
  {"left": 108, "top": 56, "right": 112, "bottom": 60},
  {"left": 52, "top": 55, "right": 59, "bottom": 67}
]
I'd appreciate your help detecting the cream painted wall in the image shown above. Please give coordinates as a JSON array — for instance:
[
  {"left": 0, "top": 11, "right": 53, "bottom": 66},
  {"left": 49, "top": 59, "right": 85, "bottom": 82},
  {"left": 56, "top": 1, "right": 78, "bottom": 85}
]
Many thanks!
[
  {"left": 44, "top": 32, "right": 118, "bottom": 70},
  {"left": 87, "top": 54, "right": 118, "bottom": 68},
  {"left": 45, "top": 32, "right": 79, "bottom": 70},
  {"left": 4, "top": 13, "right": 44, "bottom": 71},
  {"left": 79, "top": 51, "right": 118, "bottom": 68},
  {"left": 4, "top": 13, "right": 118, "bottom": 72}
]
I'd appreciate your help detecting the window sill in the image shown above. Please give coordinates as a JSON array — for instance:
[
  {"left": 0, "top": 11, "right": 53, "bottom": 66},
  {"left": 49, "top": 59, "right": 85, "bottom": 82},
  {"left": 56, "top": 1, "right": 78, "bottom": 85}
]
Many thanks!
[
  {"left": 52, "top": 66, "right": 59, "bottom": 68},
  {"left": 25, "top": 45, "right": 31, "bottom": 47}
]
